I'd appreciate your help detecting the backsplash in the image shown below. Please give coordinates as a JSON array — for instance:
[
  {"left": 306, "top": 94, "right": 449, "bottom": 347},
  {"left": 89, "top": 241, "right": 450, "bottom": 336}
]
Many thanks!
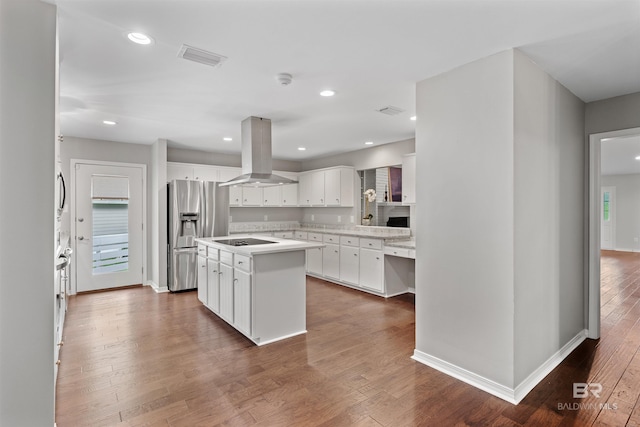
[{"left": 229, "top": 221, "right": 411, "bottom": 237}]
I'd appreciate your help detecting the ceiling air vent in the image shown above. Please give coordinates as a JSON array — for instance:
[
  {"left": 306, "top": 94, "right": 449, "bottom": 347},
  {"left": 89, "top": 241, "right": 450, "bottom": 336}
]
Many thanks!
[
  {"left": 377, "top": 105, "right": 405, "bottom": 116},
  {"left": 178, "top": 44, "right": 227, "bottom": 68}
]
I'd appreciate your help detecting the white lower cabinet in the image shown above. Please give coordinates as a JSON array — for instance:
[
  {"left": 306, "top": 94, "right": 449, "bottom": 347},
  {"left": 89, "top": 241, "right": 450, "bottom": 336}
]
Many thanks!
[
  {"left": 323, "top": 243, "right": 340, "bottom": 280},
  {"left": 233, "top": 269, "right": 252, "bottom": 335},
  {"left": 219, "top": 262, "right": 234, "bottom": 323},
  {"left": 197, "top": 255, "right": 208, "bottom": 304},
  {"left": 307, "top": 246, "right": 323, "bottom": 275},
  {"left": 339, "top": 246, "right": 359, "bottom": 285},
  {"left": 207, "top": 259, "right": 220, "bottom": 313},
  {"left": 359, "top": 248, "right": 384, "bottom": 292}
]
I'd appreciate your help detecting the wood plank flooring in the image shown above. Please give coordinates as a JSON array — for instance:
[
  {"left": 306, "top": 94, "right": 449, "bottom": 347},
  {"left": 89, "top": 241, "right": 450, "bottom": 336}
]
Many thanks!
[{"left": 56, "top": 251, "right": 640, "bottom": 426}]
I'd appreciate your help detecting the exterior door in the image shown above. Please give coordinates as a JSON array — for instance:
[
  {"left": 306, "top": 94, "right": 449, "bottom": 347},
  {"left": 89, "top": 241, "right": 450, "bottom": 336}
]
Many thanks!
[
  {"left": 75, "top": 163, "right": 144, "bottom": 292},
  {"left": 601, "top": 186, "right": 616, "bottom": 250}
]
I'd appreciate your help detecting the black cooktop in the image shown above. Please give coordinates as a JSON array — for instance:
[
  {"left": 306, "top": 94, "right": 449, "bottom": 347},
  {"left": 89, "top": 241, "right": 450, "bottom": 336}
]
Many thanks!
[{"left": 215, "top": 238, "right": 277, "bottom": 246}]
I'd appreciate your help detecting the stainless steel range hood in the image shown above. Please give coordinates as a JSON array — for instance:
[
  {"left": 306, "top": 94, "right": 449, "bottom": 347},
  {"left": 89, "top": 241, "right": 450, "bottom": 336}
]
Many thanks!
[{"left": 219, "top": 116, "right": 298, "bottom": 187}]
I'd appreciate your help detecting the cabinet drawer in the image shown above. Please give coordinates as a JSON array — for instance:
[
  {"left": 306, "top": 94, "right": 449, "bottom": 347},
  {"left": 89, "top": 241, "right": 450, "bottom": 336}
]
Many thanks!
[
  {"left": 308, "top": 232, "right": 323, "bottom": 242},
  {"left": 360, "top": 238, "right": 382, "bottom": 250},
  {"left": 220, "top": 250, "right": 233, "bottom": 266},
  {"left": 340, "top": 236, "right": 359, "bottom": 247},
  {"left": 323, "top": 234, "right": 340, "bottom": 244},
  {"left": 197, "top": 244, "right": 208, "bottom": 257},
  {"left": 207, "top": 247, "right": 219, "bottom": 261},
  {"left": 384, "top": 246, "right": 410, "bottom": 258},
  {"left": 274, "top": 231, "right": 294, "bottom": 239},
  {"left": 294, "top": 231, "right": 308, "bottom": 240},
  {"left": 234, "top": 254, "right": 251, "bottom": 272}
]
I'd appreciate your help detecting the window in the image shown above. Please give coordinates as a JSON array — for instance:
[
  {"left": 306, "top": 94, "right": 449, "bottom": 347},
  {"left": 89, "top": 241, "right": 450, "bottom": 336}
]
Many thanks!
[{"left": 603, "top": 191, "right": 610, "bottom": 222}]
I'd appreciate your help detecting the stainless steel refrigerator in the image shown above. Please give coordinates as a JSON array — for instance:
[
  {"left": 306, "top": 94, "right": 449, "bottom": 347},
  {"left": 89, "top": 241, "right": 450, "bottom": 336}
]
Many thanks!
[{"left": 168, "top": 180, "right": 229, "bottom": 291}]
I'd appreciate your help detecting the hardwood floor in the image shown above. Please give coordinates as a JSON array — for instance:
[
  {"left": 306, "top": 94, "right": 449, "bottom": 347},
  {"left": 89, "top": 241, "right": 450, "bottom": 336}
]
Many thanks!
[{"left": 56, "top": 252, "right": 640, "bottom": 426}]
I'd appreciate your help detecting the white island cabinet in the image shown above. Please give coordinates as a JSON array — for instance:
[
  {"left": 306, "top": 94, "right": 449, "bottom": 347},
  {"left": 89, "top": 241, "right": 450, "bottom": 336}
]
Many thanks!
[{"left": 195, "top": 235, "right": 323, "bottom": 345}]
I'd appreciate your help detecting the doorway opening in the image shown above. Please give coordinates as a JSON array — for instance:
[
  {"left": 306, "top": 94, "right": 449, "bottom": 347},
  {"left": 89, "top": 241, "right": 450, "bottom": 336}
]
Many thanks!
[
  {"left": 71, "top": 160, "right": 147, "bottom": 294},
  {"left": 588, "top": 127, "right": 640, "bottom": 339}
]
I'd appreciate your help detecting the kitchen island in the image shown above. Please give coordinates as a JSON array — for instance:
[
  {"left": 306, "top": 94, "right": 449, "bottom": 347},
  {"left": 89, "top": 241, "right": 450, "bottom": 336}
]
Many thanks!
[{"left": 194, "top": 235, "right": 323, "bottom": 345}]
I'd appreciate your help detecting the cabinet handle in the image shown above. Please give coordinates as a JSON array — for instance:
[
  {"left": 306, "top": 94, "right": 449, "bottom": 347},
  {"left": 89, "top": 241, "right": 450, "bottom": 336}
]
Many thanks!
[
  {"left": 354, "top": 253, "right": 357, "bottom": 256},
  {"left": 185, "top": 176, "right": 189, "bottom": 179},
  {"left": 234, "top": 278, "right": 238, "bottom": 282},
  {"left": 219, "top": 272, "right": 223, "bottom": 275},
  {"left": 212, "top": 270, "right": 217, "bottom": 273},
  {"left": 320, "top": 198, "right": 324, "bottom": 203},
  {"left": 238, "top": 261, "right": 243, "bottom": 264},
  {"left": 336, "top": 198, "right": 339, "bottom": 202},
  {"left": 265, "top": 200, "right": 268, "bottom": 203},
  {"left": 201, "top": 265, "right": 206, "bottom": 268},
  {"left": 56, "top": 360, "right": 61, "bottom": 366},
  {"left": 57, "top": 341, "right": 64, "bottom": 347},
  {"left": 334, "top": 250, "right": 338, "bottom": 253},
  {"left": 376, "top": 257, "right": 380, "bottom": 260}
]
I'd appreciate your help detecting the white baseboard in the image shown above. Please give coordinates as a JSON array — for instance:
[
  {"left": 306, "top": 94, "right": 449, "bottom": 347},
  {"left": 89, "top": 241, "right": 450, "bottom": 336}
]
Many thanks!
[
  {"left": 513, "top": 329, "right": 587, "bottom": 403},
  {"left": 147, "top": 280, "right": 169, "bottom": 293},
  {"left": 412, "top": 329, "right": 588, "bottom": 405}
]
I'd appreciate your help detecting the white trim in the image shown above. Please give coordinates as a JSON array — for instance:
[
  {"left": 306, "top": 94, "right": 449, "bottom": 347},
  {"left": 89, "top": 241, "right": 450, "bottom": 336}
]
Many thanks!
[
  {"left": 512, "top": 329, "right": 587, "bottom": 403},
  {"left": 588, "top": 127, "right": 640, "bottom": 340},
  {"left": 255, "top": 330, "right": 307, "bottom": 346},
  {"left": 412, "top": 329, "right": 587, "bottom": 405},
  {"left": 70, "top": 159, "right": 147, "bottom": 295},
  {"left": 147, "top": 280, "right": 169, "bottom": 293},
  {"left": 411, "top": 350, "right": 518, "bottom": 404}
]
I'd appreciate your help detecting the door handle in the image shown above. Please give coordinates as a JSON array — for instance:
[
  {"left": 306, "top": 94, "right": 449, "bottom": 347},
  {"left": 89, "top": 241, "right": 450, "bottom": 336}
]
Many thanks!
[{"left": 78, "top": 236, "right": 89, "bottom": 241}]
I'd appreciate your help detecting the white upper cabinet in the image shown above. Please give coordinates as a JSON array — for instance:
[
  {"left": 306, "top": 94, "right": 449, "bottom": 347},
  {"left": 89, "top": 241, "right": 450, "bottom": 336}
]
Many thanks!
[
  {"left": 263, "top": 186, "right": 281, "bottom": 206},
  {"left": 330, "top": 167, "right": 354, "bottom": 207},
  {"left": 193, "top": 165, "right": 219, "bottom": 182},
  {"left": 298, "top": 173, "right": 313, "bottom": 206},
  {"left": 402, "top": 153, "right": 416, "bottom": 205},
  {"left": 281, "top": 184, "right": 298, "bottom": 206},
  {"left": 298, "top": 166, "right": 354, "bottom": 207},
  {"left": 167, "top": 163, "right": 195, "bottom": 181},
  {"left": 229, "top": 186, "right": 242, "bottom": 206},
  {"left": 242, "top": 186, "right": 262, "bottom": 206}
]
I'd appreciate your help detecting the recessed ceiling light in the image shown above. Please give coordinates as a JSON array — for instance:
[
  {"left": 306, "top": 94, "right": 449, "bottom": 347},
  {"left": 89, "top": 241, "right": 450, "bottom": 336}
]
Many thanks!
[
  {"left": 410, "top": 116, "right": 417, "bottom": 121},
  {"left": 635, "top": 155, "right": 640, "bottom": 160},
  {"left": 127, "top": 32, "right": 153, "bottom": 45},
  {"left": 223, "top": 137, "right": 233, "bottom": 141},
  {"left": 320, "top": 90, "right": 335, "bottom": 97},
  {"left": 298, "top": 147, "right": 306, "bottom": 151},
  {"left": 102, "top": 120, "right": 117, "bottom": 126},
  {"left": 365, "top": 141, "right": 374, "bottom": 145}
]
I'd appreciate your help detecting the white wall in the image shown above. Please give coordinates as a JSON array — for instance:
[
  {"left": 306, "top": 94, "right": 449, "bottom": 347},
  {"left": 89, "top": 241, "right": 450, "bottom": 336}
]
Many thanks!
[
  {"left": 601, "top": 174, "right": 640, "bottom": 252},
  {"left": 414, "top": 49, "right": 586, "bottom": 399},
  {"left": 585, "top": 92, "right": 640, "bottom": 135},
  {"left": 0, "top": 0, "right": 56, "bottom": 424},
  {"left": 168, "top": 146, "right": 302, "bottom": 172},
  {"left": 415, "top": 50, "right": 516, "bottom": 387},
  {"left": 512, "top": 50, "right": 585, "bottom": 385},
  {"left": 301, "top": 138, "right": 414, "bottom": 171},
  {"left": 151, "top": 139, "right": 168, "bottom": 290}
]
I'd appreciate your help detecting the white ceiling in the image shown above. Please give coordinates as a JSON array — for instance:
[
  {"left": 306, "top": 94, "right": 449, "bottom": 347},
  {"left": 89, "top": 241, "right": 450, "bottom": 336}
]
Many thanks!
[{"left": 56, "top": 0, "right": 640, "bottom": 161}]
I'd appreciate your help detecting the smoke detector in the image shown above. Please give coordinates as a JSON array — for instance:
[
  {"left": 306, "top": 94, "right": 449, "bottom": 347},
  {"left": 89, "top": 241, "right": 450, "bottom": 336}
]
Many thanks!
[{"left": 276, "top": 73, "right": 293, "bottom": 86}]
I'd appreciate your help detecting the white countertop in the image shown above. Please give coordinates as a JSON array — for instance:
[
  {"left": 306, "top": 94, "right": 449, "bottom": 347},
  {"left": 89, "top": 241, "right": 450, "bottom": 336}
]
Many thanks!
[
  {"left": 384, "top": 239, "right": 416, "bottom": 250},
  {"left": 196, "top": 235, "right": 324, "bottom": 255}
]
